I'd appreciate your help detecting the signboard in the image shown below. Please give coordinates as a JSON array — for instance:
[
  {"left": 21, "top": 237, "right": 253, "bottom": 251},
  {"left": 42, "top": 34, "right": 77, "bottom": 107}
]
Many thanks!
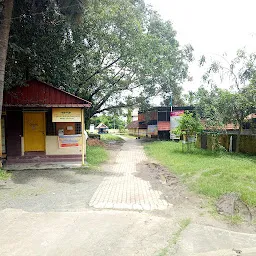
[
  {"left": 89, "top": 124, "right": 95, "bottom": 133},
  {"left": 52, "top": 108, "right": 81, "bottom": 122},
  {"left": 170, "top": 110, "right": 184, "bottom": 140},
  {"left": 58, "top": 134, "right": 82, "bottom": 148},
  {"left": 147, "top": 125, "right": 158, "bottom": 135}
]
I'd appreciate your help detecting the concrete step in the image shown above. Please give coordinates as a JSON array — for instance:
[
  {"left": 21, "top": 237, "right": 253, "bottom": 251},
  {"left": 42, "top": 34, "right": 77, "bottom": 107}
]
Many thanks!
[{"left": 6, "top": 155, "right": 83, "bottom": 164}]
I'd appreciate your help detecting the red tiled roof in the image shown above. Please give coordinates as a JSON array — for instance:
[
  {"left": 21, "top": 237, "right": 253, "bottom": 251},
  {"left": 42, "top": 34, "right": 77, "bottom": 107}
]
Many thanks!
[{"left": 96, "top": 123, "right": 108, "bottom": 129}]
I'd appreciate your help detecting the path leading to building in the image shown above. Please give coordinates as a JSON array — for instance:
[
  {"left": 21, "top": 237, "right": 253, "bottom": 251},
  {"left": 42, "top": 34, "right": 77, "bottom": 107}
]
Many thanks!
[
  {"left": 89, "top": 140, "right": 170, "bottom": 210},
  {"left": 1, "top": 137, "right": 256, "bottom": 256}
]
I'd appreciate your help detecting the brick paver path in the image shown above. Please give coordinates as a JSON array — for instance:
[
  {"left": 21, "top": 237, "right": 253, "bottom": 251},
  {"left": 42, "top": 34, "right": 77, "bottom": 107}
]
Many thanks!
[{"left": 89, "top": 139, "right": 170, "bottom": 210}]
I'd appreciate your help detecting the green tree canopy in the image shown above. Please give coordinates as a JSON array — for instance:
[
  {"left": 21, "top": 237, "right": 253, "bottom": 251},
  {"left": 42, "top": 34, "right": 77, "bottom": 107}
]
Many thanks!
[
  {"left": 5, "top": 0, "right": 193, "bottom": 119},
  {"left": 174, "top": 111, "right": 203, "bottom": 137}
]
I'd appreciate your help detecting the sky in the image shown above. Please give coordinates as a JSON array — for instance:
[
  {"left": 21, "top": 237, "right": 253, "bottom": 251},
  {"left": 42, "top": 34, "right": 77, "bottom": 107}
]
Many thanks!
[{"left": 144, "top": 0, "right": 256, "bottom": 93}]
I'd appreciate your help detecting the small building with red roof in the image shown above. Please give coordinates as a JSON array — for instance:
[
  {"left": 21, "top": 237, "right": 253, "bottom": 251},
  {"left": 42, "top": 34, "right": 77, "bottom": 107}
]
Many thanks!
[{"left": 1, "top": 80, "right": 91, "bottom": 164}]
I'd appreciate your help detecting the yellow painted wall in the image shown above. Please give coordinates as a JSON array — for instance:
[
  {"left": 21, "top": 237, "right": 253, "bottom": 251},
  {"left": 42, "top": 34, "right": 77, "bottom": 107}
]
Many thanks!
[
  {"left": 45, "top": 136, "right": 86, "bottom": 155},
  {"left": 21, "top": 136, "right": 86, "bottom": 156}
]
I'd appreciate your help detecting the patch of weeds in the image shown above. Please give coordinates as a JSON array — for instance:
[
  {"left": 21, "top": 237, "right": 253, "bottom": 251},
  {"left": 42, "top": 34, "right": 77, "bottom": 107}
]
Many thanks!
[
  {"left": 207, "top": 198, "right": 245, "bottom": 225},
  {"left": 156, "top": 218, "right": 191, "bottom": 256},
  {"left": 86, "top": 145, "right": 108, "bottom": 167},
  {"left": 225, "top": 215, "right": 243, "bottom": 225},
  {"left": 0, "top": 170, "right": 11, "bottom": 180},
  {"left": 75, "top": 145, "right": 109, "bottom": 174},
  {"left": 100, "top": 134, "right": 124, "bottom": 141}
]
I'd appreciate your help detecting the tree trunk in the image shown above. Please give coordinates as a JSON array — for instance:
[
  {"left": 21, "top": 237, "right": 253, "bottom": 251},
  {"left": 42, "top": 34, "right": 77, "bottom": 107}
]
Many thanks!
[
  {"left": 0, "top": 0, "right": 14, "bottom": 117},
  {"left": 236, "top": 124, "right": 242, "bottom": 153}
]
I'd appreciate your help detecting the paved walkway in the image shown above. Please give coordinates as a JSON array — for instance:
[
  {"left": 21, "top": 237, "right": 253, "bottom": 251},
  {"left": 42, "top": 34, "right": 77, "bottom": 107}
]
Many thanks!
[{"left": 89, "top": 139, "right": 170, "bottom": 210}]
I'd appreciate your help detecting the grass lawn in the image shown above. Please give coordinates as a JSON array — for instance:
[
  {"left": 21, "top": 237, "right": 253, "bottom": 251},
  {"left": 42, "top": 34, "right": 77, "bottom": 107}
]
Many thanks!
[
  {"left": 86, "top": 145, "right": 109, "bottom": 167},
  {"left": 100, "top": 133, "right": 124, "bottom": 141},
  {"left": 144, "top": 141, "right": 256, "bottom": 207},
  {"left": 85, "top": 134, "right": 123, "bottom": 167}
]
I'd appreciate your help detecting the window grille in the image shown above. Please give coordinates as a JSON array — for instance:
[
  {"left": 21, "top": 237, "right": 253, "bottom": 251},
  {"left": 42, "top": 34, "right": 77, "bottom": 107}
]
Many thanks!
[{"left": 75, "top": 123, "right": 81, "bottom": 134}]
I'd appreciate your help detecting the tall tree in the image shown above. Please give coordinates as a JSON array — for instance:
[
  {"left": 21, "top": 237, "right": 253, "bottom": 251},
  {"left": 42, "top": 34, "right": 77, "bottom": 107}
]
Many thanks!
[
  {"left": 0, "top": 0, "right": 86, "bottom": 115},
  {"left": 0, "top": 0, "right": 14, "bottom": 117}
]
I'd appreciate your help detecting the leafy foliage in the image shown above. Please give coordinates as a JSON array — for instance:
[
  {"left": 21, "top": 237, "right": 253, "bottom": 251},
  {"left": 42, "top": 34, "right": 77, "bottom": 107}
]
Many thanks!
[
  {"left": 90, "top": 114, "right": 125, "bottom": 129},
  {"left": 174, "top": 112, "right": 203, "bottom": 137}
]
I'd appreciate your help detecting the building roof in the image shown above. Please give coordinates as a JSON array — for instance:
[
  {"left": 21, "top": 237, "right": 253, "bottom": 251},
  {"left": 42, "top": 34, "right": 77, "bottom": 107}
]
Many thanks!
[
  {"left": 3, "top": 79, "right": 92, "bottom": 108},
  {"left": 127, "top": 121, "right": 139, "bottom": 129},
  {"left": 96, "top": 123, "right": 108, "bottom": 129},
  {"left": 138, "top": 106, "right": 194, "bottom": 114}
]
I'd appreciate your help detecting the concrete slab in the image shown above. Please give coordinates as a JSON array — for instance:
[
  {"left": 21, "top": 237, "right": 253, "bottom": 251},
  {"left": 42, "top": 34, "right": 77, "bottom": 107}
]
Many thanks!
[
  {"left": 192, "top": 247, "right": 256, "bottom": 256},
  {"left": 176, "top": 223, "right": 256, "bottom": 256},
  {"left": 0, "top": 208, "right": 174, "bottom": 256},
  {"left": 3, "top": 162, "right": 85, "bottom": 171}
]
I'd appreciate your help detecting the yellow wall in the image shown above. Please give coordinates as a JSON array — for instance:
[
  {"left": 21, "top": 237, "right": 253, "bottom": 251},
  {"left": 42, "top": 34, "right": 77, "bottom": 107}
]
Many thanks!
[
  {"left": 197, "top": 134, "right": 256, "bottom": 155},
  {"left": 46, "top": 136, "right": 86, "bottom": 155},
  {"left": 21, "top": 136, "right": 86, "bottom": 156}
]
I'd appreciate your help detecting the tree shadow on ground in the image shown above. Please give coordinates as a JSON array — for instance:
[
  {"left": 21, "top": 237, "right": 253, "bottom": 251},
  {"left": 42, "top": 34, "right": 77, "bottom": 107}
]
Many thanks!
[
  {"left": 10, "top": 169, "right": 84, "bottom": 185},
  {"left": 9, "top": 168, "right": 121, "bottom": 185}
]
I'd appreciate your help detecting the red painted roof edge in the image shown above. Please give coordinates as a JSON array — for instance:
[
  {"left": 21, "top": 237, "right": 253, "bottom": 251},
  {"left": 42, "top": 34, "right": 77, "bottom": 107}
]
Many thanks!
[
  {"left": 4, "top": 104, "right": 91, "bottom": 108},
  {"left": 28, "top": 79, "right": 92, "bottom": 106}
]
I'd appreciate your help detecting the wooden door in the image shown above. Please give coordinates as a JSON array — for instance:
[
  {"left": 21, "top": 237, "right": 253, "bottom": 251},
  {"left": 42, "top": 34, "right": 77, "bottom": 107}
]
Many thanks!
[{"left": 24, "top": 112, "right": 45, "bottom": 152}]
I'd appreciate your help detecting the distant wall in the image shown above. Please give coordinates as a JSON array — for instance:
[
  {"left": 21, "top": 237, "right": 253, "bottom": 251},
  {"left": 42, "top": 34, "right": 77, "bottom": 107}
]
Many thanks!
[
  {"left": 128, "top": 128, "right": 147, "bottom": 137},
  {"left": 197, "top": 134, "right": 256, "bottom": 155}
]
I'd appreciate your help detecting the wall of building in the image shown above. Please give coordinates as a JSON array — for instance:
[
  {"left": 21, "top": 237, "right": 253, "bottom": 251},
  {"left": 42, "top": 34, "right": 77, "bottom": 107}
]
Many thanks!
[
  {"left": 128, "top": 128, "right": 147, "bottom": 137},
  {"left": 45, "top": 136, "right": 85, "bottom": 155},
  {"left": 197, "top": 133, "right": 256, "bottom": 155},
  {"left": 6, "top": 111, "right": 23, "bottom": 156},
  {"left": 128, "top": 128, "right": 138, "bottom": 136},
  {"left": 21, "top": 136, "right": 86, "bottom": 156}
]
